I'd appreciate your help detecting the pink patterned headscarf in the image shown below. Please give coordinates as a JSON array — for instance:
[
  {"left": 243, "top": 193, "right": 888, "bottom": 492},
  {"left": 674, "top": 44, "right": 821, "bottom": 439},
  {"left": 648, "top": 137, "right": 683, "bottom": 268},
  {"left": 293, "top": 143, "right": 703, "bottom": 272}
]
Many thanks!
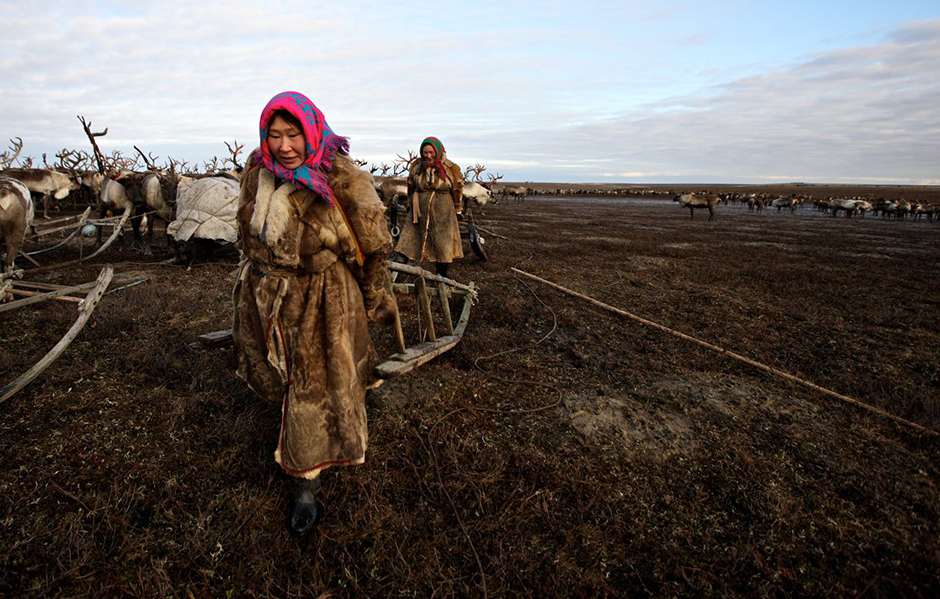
[{"left": 258, "top": 91, "right": 349, "bottom": 206}]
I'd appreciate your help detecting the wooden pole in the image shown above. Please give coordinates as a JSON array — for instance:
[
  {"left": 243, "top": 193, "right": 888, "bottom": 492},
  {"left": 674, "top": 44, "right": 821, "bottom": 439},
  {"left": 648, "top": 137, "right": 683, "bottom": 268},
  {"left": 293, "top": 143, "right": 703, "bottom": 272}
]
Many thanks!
[
  {"left": 0, "top": 265, "right": 114, "bottom": 403},
  {"left": 414, "top": 275, "right": 436, "bottom": 342},
  {"left": 27, "top": 208, "right": 91, "bottom": 257},
  {"left": 387, "top": 261, "right": 475, "bottom": 294},
  {"left": 438, "top": 280, "right": 454, "bottom": 335},
  {"left": 8, "top": 289, "right": 84, "bottom": 304},
  {"left": 511, "top": 267, "right": 938, "bottom": 437},
  {"left": 17, "top": 250, "right": 41, "bottom": 267},
  {"left": 385, "top": 274, "right": 407, "bottom": 354},
  {"left": 0, "top": 281, "right": 97, "bottom": 314}
]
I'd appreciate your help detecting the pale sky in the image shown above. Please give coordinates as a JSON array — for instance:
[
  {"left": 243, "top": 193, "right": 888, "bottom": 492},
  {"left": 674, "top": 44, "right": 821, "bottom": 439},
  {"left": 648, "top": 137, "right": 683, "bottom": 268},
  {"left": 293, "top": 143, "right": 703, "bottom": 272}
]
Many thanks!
[{"left": 1, "top": 1, "right": 938, "bottom": 184}]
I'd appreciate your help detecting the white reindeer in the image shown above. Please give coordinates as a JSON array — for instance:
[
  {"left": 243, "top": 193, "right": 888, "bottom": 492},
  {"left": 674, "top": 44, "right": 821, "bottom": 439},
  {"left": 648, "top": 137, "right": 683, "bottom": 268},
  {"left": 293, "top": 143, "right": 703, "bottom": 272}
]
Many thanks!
[{"left": 0, "top": 176, "right": 34, "bottom": 278}]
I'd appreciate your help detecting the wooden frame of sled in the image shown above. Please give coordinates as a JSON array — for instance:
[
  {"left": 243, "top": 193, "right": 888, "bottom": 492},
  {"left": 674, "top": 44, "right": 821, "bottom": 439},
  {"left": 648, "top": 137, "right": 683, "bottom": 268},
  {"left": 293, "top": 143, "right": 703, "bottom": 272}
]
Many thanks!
[
  {"left": 198, "top": 260, "right": 477, "bottom": 381},
  {"left": 375, "top": 261, "right": 477, "bottom": 379},
  {"left": 0, "top": 264, "right": 114, "bottom": 403},
  {"left": 21, "top": 207, "right": 131, "bottom": 275},
  {"left": 26, "top": 207, "right": 93, "bottom": 255}
]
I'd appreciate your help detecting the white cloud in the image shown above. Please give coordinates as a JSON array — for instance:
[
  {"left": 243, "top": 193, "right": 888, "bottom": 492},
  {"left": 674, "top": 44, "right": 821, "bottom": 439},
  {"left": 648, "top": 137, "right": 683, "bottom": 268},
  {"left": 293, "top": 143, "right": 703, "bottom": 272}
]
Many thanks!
[
  {"left": 0, "top": 3, "right": 937, "bottom": 183},
  {"left": 494, "top": 20, "right": 940, "bottom": 183}
]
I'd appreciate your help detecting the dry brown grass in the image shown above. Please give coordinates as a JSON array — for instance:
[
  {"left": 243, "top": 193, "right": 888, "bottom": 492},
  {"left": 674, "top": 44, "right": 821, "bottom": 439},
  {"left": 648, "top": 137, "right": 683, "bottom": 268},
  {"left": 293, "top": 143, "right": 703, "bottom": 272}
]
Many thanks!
[{"left": 1, "top": 188, "right": 938, "bottom": 597}]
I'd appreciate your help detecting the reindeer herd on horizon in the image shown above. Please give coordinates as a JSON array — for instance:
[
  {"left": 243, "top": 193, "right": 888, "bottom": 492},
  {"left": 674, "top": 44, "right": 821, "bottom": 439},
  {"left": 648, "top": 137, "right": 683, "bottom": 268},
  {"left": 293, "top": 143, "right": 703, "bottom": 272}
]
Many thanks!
[{"left": 671, "top": 191, "right": 938, "bottom": 223}]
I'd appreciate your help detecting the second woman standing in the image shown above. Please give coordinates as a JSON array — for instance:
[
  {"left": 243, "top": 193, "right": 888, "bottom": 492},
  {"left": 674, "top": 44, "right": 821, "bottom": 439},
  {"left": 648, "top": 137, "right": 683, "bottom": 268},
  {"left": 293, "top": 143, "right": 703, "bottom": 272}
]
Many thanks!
[{"left": 394, "top": 137, "right": 464, "bottom": 278}]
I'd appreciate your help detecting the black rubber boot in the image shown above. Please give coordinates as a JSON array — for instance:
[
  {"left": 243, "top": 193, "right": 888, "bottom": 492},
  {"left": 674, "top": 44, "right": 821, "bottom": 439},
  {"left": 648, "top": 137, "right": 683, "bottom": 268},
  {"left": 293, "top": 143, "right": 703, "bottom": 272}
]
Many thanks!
[
  {"left": 289, "top": 476, "right": 322, "bottom": 534},
  {"left": 435, "top": 262, "right": 449, "bottom": 278}
]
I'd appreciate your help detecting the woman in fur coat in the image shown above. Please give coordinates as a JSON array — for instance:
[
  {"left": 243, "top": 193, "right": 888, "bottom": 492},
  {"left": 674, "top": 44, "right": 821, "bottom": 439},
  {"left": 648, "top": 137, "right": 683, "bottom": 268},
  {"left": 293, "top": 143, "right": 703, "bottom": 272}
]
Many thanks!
[
  {"left": 233, "top": 91, "right": 395, "bottom": 533},
  {"left": 394, "top": 137, "right": 464, "bottom": 277}
]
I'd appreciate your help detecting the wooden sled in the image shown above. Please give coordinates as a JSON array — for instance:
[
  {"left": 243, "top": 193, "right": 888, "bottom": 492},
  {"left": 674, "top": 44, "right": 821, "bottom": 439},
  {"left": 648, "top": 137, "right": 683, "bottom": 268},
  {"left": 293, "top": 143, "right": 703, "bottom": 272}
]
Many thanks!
[
  {"left": 26, "top": 207, "right": 93, "bottom": 257},
  {"left": 0, "top": 264, "right": 114, "bottom": 403},
  {"left": 21, "top": 207, "right": 131, "bottom": 275},
  {"left": 198, "top": 260, "right": 478, "bottom": 381},
  {"left": 376, "top": 261, "right": 477, "bottom": 379}
]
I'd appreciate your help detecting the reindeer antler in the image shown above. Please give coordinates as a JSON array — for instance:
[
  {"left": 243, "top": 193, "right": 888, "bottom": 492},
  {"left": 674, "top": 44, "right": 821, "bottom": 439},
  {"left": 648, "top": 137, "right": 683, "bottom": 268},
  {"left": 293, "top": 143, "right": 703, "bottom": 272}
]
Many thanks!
[
  {"left": 164, "top": 156, "right": 191, "bottom": 176},
  {"left": 77, "top": 116, "right": 110, "bottom": 175},
  {"left": 204, "top": 156, "right": 221, "bottom": 173},
  {"left": 0, "top": 137, "right": 24, "bottom": 169},
  {"left": 55, "top": 148, "right": 86, "bottom": 177},
  {"left": 464, "top": 164, "right": 490, "bottom": 184},
  {"left": 396, "top": 150, "right": 418, "bottom": 168},
  {"left": 110, "top": 150, "right": 136, "bottom": 172},
  {"left": 133, "top": 146, "right": 161, "bottom": 171},
  {"left": 224, "top": 140, "right": 245, "bottom": 169}
]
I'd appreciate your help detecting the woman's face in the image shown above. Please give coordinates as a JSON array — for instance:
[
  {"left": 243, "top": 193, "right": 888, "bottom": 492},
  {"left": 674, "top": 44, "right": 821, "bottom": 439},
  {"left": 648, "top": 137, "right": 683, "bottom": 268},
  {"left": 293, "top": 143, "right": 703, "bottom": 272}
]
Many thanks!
[
  {"left": 267, "top": 115, "right": 306, "bottom": 169},
  {"left": 421, "top": 145, "right": 437, "bottom": 164}
]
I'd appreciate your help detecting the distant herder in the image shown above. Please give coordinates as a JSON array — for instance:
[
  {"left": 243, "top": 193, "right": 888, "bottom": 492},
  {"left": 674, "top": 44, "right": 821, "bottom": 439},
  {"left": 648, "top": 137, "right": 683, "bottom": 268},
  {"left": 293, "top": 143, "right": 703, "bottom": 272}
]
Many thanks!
[{"left": 394, "top": 137, "right": 464, "bottom": 278}]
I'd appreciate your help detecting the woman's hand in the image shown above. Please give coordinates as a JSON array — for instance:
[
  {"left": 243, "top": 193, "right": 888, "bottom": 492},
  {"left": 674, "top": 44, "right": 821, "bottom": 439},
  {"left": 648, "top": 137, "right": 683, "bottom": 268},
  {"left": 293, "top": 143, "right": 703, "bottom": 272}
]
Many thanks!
[{"left": 368, "top": 291, "right": 398, "bottom": 326}]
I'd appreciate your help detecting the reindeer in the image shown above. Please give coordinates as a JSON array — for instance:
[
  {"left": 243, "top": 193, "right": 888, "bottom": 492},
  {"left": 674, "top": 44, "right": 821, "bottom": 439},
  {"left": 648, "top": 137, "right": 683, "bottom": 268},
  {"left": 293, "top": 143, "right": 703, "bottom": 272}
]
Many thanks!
[
  {"left": 2, "top": 137, "right": 78, "bottom": 218},
  {"left": 133, "top": 146, "right": 185, "bottom": 247},
  {"left": 827, "top": 198, "right": 858, "bottom": 217},
  {"left": 673, "top": 193, "right": 719, "bottom": 221},
  {"left": 0, "top": 176, "right": 33, "bottom": 278},
  {"left": 771, "top": 197, "right": 798, "bottom": 213},
  {"left": 913, "top": 203, "right": 935, "bottom": 222},
  {"left": 461, "top": 165, "right": 502, "bottom": 203},
  {"left": 853, "top": 199, "right": 873, "bottom": 216},
  {"left": 501, "top": 184, "right": 528, "bottom": 203},
  {"left": 374, "top": 150, "right": 418, "bottom": 207},
  {"left": 52, "top": 148, "right": 98, "bottom": 208},
  {"left": 1, "top": 168, "right": 78, "bottom": 219},
  {"left": 462, "top": 181, "right": 493, "bottom": 207},
  {"left": 895, "top": 198, "right": 912, "bottom": 220},
  {"left": 872, "top": 198, "right": 895, "bottom": 218}
]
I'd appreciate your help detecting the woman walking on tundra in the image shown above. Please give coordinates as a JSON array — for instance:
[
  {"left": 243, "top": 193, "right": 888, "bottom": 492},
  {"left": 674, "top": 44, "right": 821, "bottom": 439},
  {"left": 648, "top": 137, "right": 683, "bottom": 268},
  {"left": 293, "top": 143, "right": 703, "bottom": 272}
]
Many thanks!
[
  {"left": 395, "top": 137, "right": 464, "bottom": 278},
  {"left": 232, "top": 91, "right": 395, "bottom": 533}
]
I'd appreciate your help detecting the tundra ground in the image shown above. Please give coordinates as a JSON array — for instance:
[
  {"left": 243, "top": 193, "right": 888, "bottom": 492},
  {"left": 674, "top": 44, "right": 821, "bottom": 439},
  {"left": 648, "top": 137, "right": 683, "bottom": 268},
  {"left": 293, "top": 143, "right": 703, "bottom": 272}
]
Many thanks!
[{"left": 1, "top": 188, "right": 938, "bottom": 597}]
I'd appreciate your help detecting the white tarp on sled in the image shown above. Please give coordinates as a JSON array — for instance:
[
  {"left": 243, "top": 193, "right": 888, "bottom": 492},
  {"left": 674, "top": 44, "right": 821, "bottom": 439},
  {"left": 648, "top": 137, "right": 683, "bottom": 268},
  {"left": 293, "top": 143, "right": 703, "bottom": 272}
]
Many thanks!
[{"left": 167, "top": 176, "right": 239, "bottom": 243}]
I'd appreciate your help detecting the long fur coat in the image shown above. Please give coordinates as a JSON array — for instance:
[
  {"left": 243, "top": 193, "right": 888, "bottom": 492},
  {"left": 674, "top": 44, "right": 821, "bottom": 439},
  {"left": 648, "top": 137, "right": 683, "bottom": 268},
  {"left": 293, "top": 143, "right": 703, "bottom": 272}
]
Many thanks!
[
  {"left": 395, "top": 158, "right": 464, "bottom": 263},
  {"left": 232, "top": 152, "right": 393, "bottom": 479}
]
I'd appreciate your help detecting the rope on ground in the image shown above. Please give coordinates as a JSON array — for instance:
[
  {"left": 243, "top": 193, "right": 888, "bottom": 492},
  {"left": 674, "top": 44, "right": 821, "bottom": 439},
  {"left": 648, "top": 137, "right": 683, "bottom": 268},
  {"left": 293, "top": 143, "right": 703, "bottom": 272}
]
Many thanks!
[
  {"left": 511, "top": 267, "right": 939, "bottom": 437},
  {"left": 468, "top": 253, "right": 564, "bottom": 414}
]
